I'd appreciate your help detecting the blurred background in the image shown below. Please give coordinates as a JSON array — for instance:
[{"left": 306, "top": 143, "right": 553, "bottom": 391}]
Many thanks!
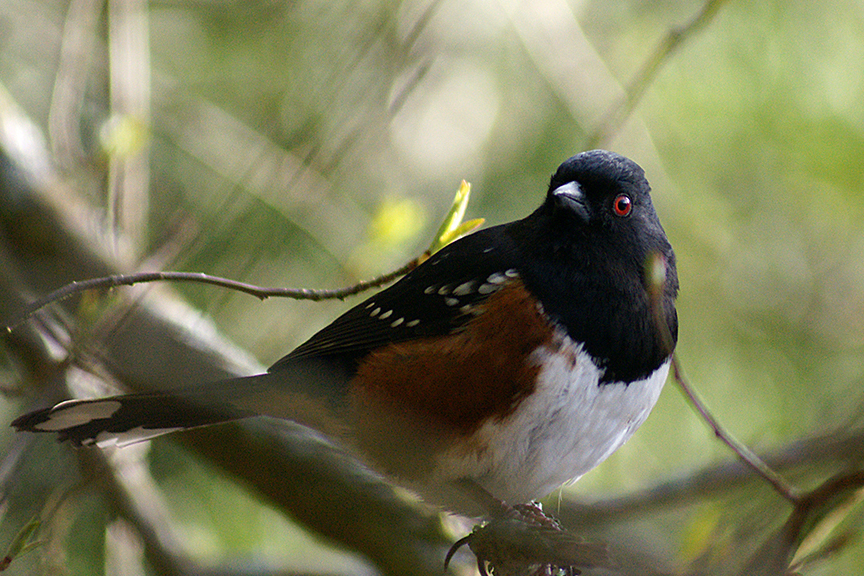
[{"left": 1, "top": 0, "right": 863, "bottom": 575}]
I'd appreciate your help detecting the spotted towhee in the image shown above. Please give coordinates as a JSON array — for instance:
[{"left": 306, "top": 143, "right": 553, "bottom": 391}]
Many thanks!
[{"left": 13, "top": 149, "right": 678, "bottom": 516}]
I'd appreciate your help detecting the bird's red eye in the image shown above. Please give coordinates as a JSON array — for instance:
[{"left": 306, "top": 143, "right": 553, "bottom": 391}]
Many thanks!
[{"left": 612, "top": 194, "right": 632, "bottom": 217}]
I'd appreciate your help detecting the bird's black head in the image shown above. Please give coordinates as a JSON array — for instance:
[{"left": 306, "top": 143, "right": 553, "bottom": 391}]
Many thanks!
[
  {"left": 546, "top": 150, "right": 664, "bottom": 252},
  {"left": 511, "top": 150, "right": 679, "bottom": 383},
  {"left": 538, "top": 150, "right": 675, "bottom": 277}
]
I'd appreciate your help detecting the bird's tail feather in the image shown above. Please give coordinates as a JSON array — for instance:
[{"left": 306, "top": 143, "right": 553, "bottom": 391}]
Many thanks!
[{"left": 11, "top": 372, "right": 302, "bottom": 447}]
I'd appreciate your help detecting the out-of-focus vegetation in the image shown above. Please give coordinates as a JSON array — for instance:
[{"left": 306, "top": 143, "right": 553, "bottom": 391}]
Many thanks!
[{"left": 1, "top": 0, "right": 863, "bottom": 575}]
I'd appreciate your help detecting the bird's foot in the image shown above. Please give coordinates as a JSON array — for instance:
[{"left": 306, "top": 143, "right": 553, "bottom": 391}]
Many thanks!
[{"left": 445, "top": 501, "right": 611, "bottom": 576}]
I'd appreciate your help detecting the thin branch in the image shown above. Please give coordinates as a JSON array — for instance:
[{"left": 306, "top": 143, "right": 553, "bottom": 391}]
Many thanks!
[
  {"left": 646, "top": 251, "right": 801, "bottom": 504},
  {"left": 742, "top": 469, "right": 864, "bottom": 575},
  {"left": 5, "top": 257, "right": 421, "bottom": 333},
  {"left": 670, "top": 356, "right": 801, "bottom": 503},
  {"left": 585, "top": 0, "right": 730, "bottom": 148},
  {"left": 558, "top": 429, "right": 864, "bottom": 528}
]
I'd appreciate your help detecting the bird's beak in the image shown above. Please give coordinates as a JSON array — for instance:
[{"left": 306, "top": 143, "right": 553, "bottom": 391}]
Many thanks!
[{"left": 552, "top": 181, "right": 590, "bottom": 222}]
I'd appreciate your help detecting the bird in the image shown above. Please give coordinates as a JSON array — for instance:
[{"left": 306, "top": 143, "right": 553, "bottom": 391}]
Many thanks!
[{"left": 13, "top": 149, "right": 678, "bottom": 517}]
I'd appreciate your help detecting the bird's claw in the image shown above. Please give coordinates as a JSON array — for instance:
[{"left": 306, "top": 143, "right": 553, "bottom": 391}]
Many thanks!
[{"left": 445, "top": 502, "right": 611, "bottom": 576}]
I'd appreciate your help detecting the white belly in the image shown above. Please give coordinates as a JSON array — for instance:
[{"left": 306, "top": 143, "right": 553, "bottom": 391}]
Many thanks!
[{"left": 438, "top": 335, "right": 670, "bottom": 505}]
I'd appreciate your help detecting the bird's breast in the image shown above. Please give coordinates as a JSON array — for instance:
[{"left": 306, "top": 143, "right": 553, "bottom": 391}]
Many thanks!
[{"left": 436, "top": 331, "right": 670, "bottom": 506}]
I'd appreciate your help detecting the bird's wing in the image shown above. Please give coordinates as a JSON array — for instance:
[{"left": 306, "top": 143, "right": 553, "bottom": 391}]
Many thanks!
[{"left": 270, "top": 224, "right": 523, "bottom": 370}]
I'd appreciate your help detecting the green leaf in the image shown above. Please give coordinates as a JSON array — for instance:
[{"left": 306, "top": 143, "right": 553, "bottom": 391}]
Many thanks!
[{"left": 427, "top": 180, "right": 484, "bottom": 256}]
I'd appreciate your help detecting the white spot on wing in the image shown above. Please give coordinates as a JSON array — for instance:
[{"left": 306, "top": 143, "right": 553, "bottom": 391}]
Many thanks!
[
  {"left": 370, "top": 307, "right": 381, "bottom": 317},
  {"left": 94, "top": 426, "right": 185, "bottom": 448},
  {"left": 452, "top": 281, "right": 476, "bottom": 296},
  {"left": 445, "top": 297, "right": 459, "bottom": 306},
  {"left": 35, "top": 399, "right": 123, "bottom": 431},
  {"left": 406, "top": 319, "right": 420, "bottom": 327},
  {"left": 390, "top": 318, "right": 404, "bottom": 327},
  {"left": 379, "top": 310, "right": 393, "bottom": 319},
  {"left": 486, "top": 272, "right": 508, "bottom": 284}
]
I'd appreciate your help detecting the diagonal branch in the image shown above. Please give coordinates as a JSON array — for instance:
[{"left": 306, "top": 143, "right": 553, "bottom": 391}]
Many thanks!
[
  {"left": 646, "top": 251, "right": 801, "bottom": 504},
  {"left": 585, "top": 0, "right": 731, "bottom": 148},
  {"left": 670, "top": 356, "right": 801, "bottom": 503}
]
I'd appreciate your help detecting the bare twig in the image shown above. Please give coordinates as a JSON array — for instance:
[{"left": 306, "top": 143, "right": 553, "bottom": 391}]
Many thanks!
[
  {"left": 743, "top": 469, "right": 864, "bottom": 575},
  {"left": 646, "top": 251, "right": 801, "bottom": 504},
  {"left": 585, "top": 0, "right": 730, "bottom": 148},
  {"left": 791, "top": 470, "right": 864, "bottom": 537},
  {"left": 5, "top": 257, "right": 422, "bottom": 333},
  {"left": 559, "top": 429, "right": 864, "bottom": 528},
  {"left": 670, "top": 356, "right": 801, "bottom": 503}
]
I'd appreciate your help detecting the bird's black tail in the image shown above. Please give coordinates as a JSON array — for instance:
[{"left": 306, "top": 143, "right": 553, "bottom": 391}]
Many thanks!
[{"left": 12, "top": 372, "right": 288, "bottom": 447}]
